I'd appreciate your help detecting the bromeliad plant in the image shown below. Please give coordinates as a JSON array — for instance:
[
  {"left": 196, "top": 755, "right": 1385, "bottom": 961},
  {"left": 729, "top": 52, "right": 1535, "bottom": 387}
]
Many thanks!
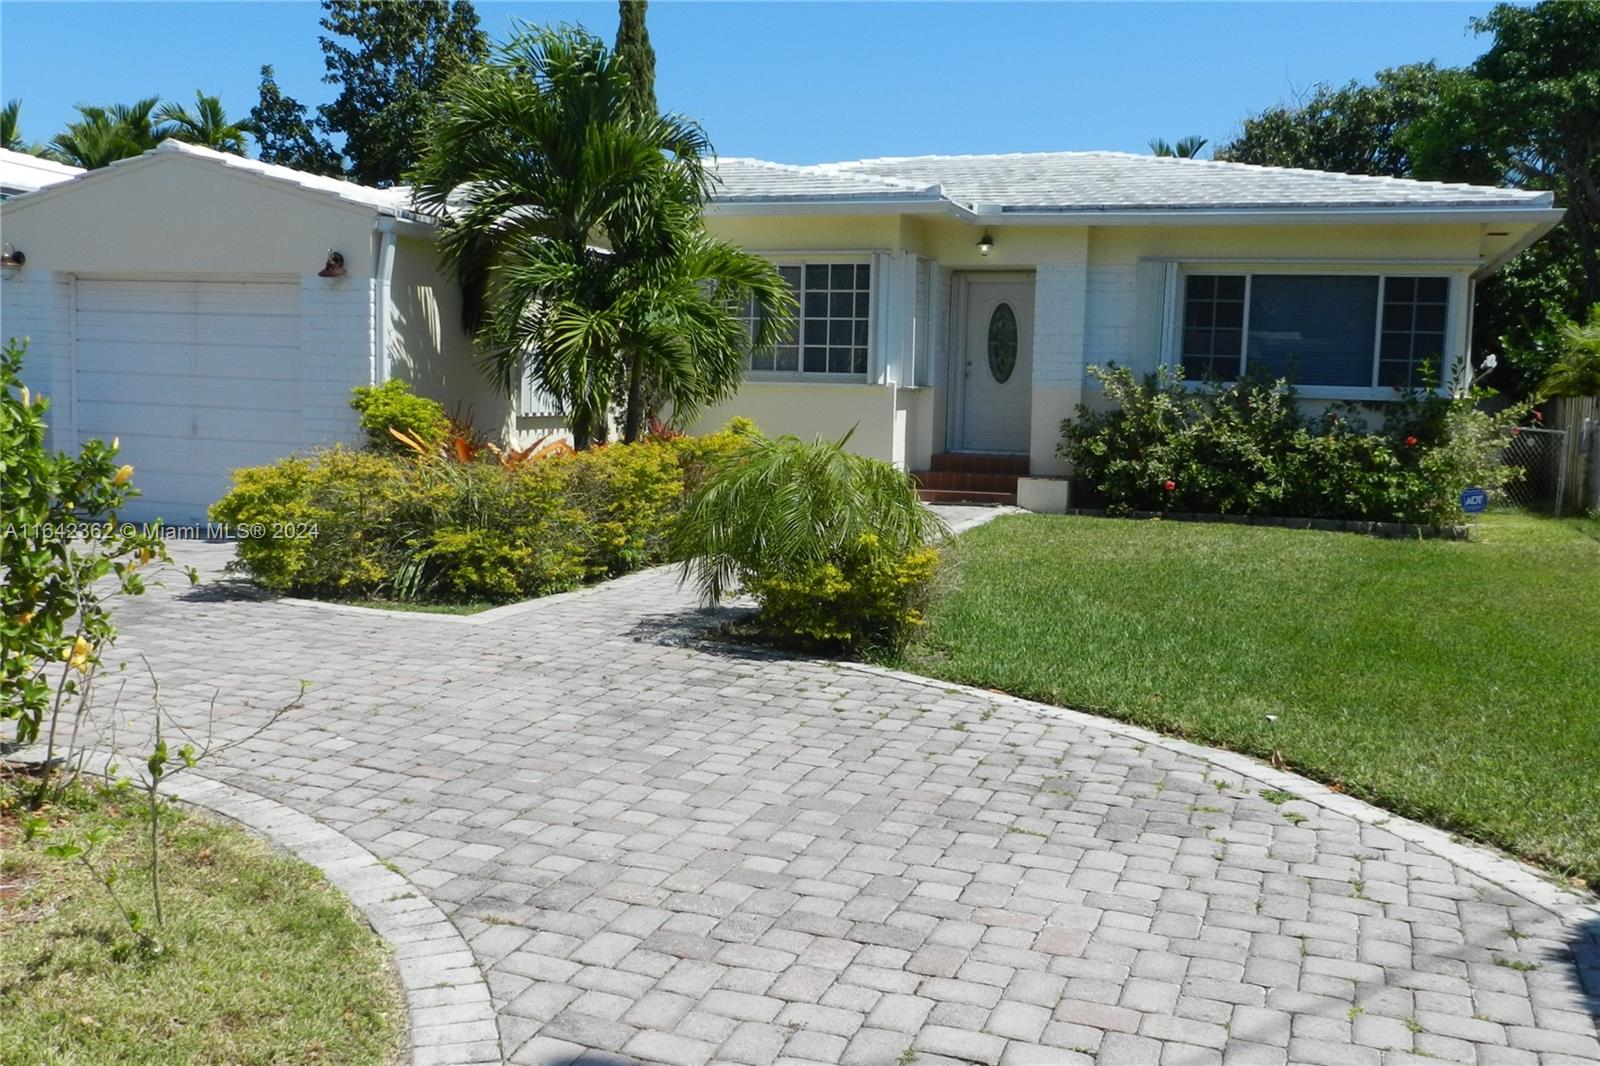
[
  {"left": 673, "top": 429, "right": 948, "bottom": 654},
  {"left": 1, "top": 339, "right": 192, "bottom": 767}
]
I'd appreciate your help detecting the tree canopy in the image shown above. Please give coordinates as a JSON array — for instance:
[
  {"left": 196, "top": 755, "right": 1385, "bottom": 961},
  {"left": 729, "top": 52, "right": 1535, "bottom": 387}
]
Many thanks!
[
  {"left": 248, "top": 66, "right": 342, "bottom": 175},
  {"left": 1216, "top": 1, "right": 1600, "bottom": 395},
  {"left": 614, "top": 1, "right": 657, "bottom": 122}
]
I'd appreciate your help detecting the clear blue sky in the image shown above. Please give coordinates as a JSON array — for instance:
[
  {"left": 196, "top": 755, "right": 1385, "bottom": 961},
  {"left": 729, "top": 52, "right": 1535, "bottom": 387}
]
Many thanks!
[{"left": 3, "top": 1, "right": 1498, "bottom": 165}]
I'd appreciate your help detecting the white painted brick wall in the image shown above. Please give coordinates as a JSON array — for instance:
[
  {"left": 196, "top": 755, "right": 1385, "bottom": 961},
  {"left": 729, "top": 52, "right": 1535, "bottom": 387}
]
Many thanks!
[
  {"left": 1, "top": 273, "right": 74, "bottom": 448},
  {"left": 1032, "top": 259, "right": 1088, "bottom": 388},
  {"left": 298, "top": 277, "right": 374, "bottom": 448},
  {"left": 1085, "top": 261, "right": 1139, "bottom": 368}
]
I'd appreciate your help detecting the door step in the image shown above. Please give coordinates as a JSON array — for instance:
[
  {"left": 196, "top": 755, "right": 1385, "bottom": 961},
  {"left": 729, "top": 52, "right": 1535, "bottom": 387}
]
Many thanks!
[{"left": 914, "top": 453, "right": 1028, "bottom": 505}]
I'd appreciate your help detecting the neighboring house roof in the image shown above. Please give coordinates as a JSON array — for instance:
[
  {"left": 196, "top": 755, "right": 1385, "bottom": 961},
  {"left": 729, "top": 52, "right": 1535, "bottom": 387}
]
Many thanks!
[
  {"left": 0, "top": 140, "right": 430, "bottom": 220},
  {"left": 0, "top": 148, "right": 83, "bottom": 199},
  {"left": 708, "top": 150, "right": 1558, "bottom": 220}
]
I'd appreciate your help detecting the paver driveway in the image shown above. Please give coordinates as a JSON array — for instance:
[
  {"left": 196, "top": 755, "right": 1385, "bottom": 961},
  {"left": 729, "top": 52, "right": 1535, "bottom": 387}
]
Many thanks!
[{"left": 90, "top": 525, "right": 1599, "bottom": 1066}]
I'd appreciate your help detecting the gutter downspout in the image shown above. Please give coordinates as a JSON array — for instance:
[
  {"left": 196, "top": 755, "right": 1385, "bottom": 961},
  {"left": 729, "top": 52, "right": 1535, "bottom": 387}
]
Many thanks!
[{"left": 373, "top": 216, "right": 399, "bottom": 384}]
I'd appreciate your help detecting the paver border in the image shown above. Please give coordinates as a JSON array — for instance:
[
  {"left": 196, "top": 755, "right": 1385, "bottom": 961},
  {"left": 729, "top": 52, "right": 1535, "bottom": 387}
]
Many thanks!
[
  {"left": 839, "top": 658, "right": 1600, "bottom": 921},
  {"left": 68, "top": 754, "right": 504, "bottom": 1066}
]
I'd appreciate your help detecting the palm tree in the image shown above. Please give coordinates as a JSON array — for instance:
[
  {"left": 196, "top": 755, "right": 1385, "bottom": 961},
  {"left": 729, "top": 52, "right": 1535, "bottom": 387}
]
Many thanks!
[
  {"left": 2, "top": 100, "right": 50, "bottom": 156},
  {"left": 1149, "top": 135, "right": 1209, "bottom": 159},
  {"left": 1540, "top": 305, "right": 1600, "bottom": 398},
  {"left": 412, "top": 25, "right": 793, "bottom": 447},
  {"left": 157, "top": 92, "right": 249, "bottom": 154},
  {"left": 48, "top": 97, "right": 169, "bottom": 169}
]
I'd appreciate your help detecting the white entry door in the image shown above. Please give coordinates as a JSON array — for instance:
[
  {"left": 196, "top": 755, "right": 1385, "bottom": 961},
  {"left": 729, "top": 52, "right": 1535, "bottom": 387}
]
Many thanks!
[{"left": 957, "top": 273, "right": 1034, "bottom": 453}]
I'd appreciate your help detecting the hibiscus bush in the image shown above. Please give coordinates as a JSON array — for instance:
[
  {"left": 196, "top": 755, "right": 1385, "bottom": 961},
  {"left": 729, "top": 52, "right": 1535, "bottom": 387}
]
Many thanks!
[{"left": 1062, "top": 364, "right": 1526, "bottom": 526}]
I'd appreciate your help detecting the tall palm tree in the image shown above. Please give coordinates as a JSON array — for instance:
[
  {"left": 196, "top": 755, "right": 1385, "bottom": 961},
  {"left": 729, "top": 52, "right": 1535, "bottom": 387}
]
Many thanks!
[
  {"left": 1149, "top": 135, "right": 1209, "bottom": 159},
  {"left": 48, "top": 97, "right": 169, "bottom": 169},
  {"left": 157, "top": 92, "right": 250, "bottom": 154},
  {"left": 2, "top": 100, "right": 50, "bottom": 156},
  {"left": 412, "top": 25, "right": 792, "bottom": 447}
]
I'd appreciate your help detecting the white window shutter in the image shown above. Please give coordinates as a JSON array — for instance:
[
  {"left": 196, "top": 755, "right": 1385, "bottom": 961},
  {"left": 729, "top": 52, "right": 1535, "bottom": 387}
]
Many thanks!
[{"left": 1133, "top": 259, "right": 1177, "bottom": 370}]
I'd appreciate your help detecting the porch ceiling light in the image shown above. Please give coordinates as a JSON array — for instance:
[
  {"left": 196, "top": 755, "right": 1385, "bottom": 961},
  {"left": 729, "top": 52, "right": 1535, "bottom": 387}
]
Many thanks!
[
  {"left": 976, "top": 233, "right": 995, "bottom": 257},
  {"left": 318, "top": 250, "right": 347, "bottom": 278}
]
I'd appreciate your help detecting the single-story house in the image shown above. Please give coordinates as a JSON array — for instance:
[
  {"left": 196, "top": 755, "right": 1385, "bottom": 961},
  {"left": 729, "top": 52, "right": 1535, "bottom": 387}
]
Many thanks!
[
  {"left": 0, "top": 142, "right": 1562, "bottom": 520},
  {"left": 0, "top": 141, "right": 557, "bottom": 523},
  {"left": 693, "top": 152, "right": 1561, "bottom": 504}
]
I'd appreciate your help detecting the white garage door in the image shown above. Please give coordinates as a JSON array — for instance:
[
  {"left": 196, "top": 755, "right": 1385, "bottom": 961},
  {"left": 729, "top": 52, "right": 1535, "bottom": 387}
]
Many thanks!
[{"left": 74, "top": 278, "right": 303, "bottom": 524}]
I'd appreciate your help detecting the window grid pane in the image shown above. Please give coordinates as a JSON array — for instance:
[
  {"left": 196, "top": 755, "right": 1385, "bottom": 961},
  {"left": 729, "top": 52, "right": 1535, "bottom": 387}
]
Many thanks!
[
  {"left": 749, "top": 262, "right": 870, "bottom": 377},
  {"left": 1180, "top": 274, "right": 1245, "bottom": 380},
  {"left": 1378, "top": 276, "right": 1448, "bottom": 389}
]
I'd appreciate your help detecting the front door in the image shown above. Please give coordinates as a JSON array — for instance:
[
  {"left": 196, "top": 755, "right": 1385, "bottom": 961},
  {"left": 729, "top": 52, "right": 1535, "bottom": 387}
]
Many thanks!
[{"left": 957, "top": 273, "right": 1034, "bottom": 452}]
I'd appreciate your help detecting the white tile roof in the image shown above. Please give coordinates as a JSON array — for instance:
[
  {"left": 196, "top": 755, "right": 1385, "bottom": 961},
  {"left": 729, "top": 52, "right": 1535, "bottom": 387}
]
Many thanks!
[
  {"left": 709, "top": 150, "right": 1553, "bottom": 214},
  {"left": 710, "top": 157, "right": 941, "bottom": 203},
  {"left": 0, "top": 148, "right": 83, "bottom": 194},
  {"left": 147, "top": 141, "right": 423, "bottom": 215}
]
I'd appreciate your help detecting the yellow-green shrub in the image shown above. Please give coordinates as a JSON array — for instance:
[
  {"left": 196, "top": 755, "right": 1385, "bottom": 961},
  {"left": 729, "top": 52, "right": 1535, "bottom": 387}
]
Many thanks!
[
  {"left": 349, "top": 380, "right": 451, "bottom": 453},
  {"left": 744, "top": 536, "right": 942, "bottom": 653},
  {"left": 209, "top": 424, "right": 761, "bottom": 604},
  {"left": 209, "top": 448, "right": 417, "bottom": 593}
]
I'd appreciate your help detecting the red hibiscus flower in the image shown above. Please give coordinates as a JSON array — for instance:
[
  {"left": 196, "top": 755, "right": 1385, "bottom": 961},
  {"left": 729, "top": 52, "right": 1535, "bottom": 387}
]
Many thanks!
[
  {"left": 1162, "top": 479, "right": 1176, "bottom": 492},
  {"left": 1405, "top": 436, "right": 1418, "bottom": 447}
]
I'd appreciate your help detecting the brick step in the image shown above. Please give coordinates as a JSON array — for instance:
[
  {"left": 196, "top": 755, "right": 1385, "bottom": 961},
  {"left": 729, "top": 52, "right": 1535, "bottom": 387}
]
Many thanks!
[
  {"left": 913, "top": 470, "right": 1021, "bottom": 493},
  {"left": 929, "top": 452, "right": 1030, "bottom": 475},
  {"left": 917, "top": 488, "right": 1018, "bottom": 506}
]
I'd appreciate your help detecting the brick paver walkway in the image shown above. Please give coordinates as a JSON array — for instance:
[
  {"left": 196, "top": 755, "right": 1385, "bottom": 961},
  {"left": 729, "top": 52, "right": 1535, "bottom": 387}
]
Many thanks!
[{"left": 91, "top": 522, "right": 1598, "bottom": 1066}]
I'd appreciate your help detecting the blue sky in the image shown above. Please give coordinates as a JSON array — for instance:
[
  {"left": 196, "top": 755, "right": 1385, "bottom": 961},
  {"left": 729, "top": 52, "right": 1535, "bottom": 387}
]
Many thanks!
[{"left": 3, "top": 1, "right": 1497, "bottom": 165}]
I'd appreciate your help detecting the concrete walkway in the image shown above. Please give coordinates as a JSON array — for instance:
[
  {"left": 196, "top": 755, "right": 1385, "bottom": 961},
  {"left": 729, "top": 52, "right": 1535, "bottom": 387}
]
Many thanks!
[{"left": 81, "top": 513, "right": 1598, "bottom": 1066}]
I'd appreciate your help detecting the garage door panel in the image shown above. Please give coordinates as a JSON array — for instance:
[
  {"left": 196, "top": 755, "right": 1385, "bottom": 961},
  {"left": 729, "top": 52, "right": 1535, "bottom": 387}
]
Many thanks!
[
  {"left": 75, "top": 340, "right": 302, "bottom": 379},
  {"left": 76, "top": 279, "right": 301, "bottom": 313},
  {"left": 75, "top": 374, "right": 299, "bottom": 410},
  {"left": 75, "top": 314, "right": 301, "bottom": 349},
  {"left": 73, "top": 277, "right": 310, "bottom": 523},
  {"left": 76, "top": 406, "right": 302, "bottom": 449}
]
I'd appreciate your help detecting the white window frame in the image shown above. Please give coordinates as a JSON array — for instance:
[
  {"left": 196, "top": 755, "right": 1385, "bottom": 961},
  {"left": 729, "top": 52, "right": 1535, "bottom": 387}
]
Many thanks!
[
  {"left": 745, "top": 255, "right": 876, "bottom": 385},
  {"left": 1170, "top": 267, "right": 1461, "bottom": 400}
]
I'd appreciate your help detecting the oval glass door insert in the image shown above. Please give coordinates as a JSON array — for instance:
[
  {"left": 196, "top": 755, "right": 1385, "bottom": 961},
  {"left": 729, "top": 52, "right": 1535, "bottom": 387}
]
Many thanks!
[{"left": 987, "top": 302, "right": 1018, "bottom": 383}]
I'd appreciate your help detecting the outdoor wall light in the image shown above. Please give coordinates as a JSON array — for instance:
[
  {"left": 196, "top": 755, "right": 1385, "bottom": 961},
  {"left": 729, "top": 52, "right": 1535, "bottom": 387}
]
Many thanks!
[
  {"left": 317, "top": 250, "right": 347, "bottom": 278},
  {"left": 0, "top": 245, "right": 24, "bottom": 278},
  {"left": 976, "top": 233, "right": 995, "bottom": 256}
]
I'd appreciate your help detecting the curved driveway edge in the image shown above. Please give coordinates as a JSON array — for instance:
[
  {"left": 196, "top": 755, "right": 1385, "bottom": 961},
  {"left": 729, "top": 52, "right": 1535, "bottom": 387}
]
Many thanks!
[
  {"left": 161, "top": 770, "right": 502, "bottom": 1066},
  {"left": 840, "top": 659, "right": 1600, "bottom": 921}
]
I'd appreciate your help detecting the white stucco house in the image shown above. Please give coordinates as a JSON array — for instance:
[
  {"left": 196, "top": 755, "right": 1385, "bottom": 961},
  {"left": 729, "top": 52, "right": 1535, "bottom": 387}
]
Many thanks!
[
  {"left": 0, "top": 141, "right": 1562, "bottom": 519},
  {"left": 0, "top": 142, "right": 557, "bottom": 522},
  {"left": 694, "top": 153, "right": 1562, "bottom": 504}
]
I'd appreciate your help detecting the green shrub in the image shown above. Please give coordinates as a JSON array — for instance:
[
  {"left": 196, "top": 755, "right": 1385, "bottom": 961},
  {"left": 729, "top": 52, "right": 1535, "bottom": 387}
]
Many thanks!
[
  {"left": 1062, "top": 364, "right": 1526, "bottom": 526},
  {"left": 674, "top": 431, "right": 947, "bottom": 654},
  {"left": 208, "top": 448, "right": 420, "bottom": 593},
  {"left": 744, "top": 538, "right": 943, "bottom": 651},
  {"left": 209, "top": 423, "right": 763, "bottom": 605},
  {"left": 349, "top": 380, "right": 450, "bottom": 453}
]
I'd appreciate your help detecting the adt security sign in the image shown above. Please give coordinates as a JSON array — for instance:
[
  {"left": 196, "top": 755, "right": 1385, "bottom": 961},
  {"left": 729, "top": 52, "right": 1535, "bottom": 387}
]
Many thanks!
[{"left": 1459, "top": 487, "right": 1488, "bottom": 514}]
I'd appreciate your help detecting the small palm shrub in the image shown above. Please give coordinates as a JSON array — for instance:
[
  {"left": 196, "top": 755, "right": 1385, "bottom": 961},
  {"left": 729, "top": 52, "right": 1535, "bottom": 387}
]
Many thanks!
[
  {"left": 349, "top": 380, "right": 451, "bottom": 453},
  {"left": 1062, "top": 364, "right": 1525, "bottom": 526},
  {"left": 1539, "top": 304, "right": 1600, "bottom": 398},
  {"left": 674, "top": 431, "right": 947, "bottom": 654}
]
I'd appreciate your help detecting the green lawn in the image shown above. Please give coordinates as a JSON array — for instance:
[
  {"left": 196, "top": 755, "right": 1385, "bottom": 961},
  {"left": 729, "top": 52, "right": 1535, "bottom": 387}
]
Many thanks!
[
  {"left": 904, "top": 512, "right": 1600, "bottom": 886},
  {"left": 1, "top": 780, "right": 403, "bottom": 1065}
]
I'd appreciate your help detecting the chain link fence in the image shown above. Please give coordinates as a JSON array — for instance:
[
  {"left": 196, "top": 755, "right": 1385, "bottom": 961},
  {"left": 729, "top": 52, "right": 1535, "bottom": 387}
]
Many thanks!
[{"left": 1493, "top": 425, "right": 1570, "bottom": 516}]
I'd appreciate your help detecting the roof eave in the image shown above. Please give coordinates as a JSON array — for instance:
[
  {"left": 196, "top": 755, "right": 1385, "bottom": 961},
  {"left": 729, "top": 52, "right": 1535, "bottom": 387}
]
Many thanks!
[
  {"left": 705, "top": 198, "right": 969, "bottom": 220},
  {"left": 978, "top": 205, "right": 1567, "bottom": 227}
]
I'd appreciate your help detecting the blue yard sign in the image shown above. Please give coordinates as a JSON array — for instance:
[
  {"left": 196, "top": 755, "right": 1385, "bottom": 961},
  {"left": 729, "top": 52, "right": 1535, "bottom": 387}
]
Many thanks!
[{"left": 1459, "top": 487, "right": 1488, "bottom": 514}]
